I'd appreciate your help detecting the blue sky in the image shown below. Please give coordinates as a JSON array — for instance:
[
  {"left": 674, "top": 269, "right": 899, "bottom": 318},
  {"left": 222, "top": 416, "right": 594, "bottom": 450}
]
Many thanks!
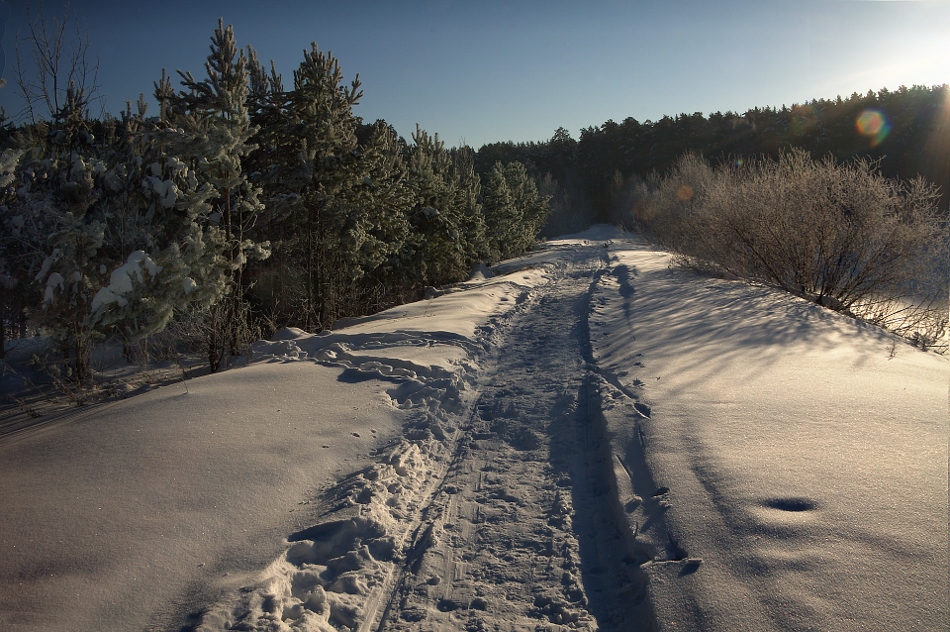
[{"left": 1, "top": 0, "right": 947, "bottom": 148}]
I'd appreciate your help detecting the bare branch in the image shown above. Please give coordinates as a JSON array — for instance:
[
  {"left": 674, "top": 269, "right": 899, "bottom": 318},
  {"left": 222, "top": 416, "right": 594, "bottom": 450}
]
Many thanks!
[{"left": 12, "top": 1, "right": 100, "bottom": 124}]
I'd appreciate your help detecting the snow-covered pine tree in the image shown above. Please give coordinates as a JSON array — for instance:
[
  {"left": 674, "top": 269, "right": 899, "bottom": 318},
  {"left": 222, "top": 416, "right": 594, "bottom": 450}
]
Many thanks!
[
  {"left": 88, "top": 100, "right": 224, "bottom": 348},
  {"left": 3, "top": 31, "right": 237, "bottom": 379},
  {"left": 237, "top": 46, "right": 289, "bottom": 329},
  {"left": 167, "top": 19, "right": 269, "bottom": 369},
  {"left": 0, "top": 146, "right": 25, "bottom": 358},
  {"left": 9, "top": 81, "right": 109, "bottom": 384}
]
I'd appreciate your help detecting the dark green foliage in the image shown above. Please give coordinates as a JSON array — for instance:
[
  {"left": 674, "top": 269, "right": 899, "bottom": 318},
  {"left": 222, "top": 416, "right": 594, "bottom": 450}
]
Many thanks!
[
  {"left": 481, "top": 161, "right": 549, "bottom": 261},
  {"left": 155, "top": 19, "right": 268, "bottom": 370},
  {"left": 0, "top": 20, "right": 550, "bottom": 378},
  {"left": 398, "top": 127, "right": 486, "bottom": 286}
]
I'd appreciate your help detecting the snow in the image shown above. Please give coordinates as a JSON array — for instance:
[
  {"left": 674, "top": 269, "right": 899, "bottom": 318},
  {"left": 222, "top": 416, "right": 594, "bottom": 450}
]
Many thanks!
[
  {"left": 147, "top": 175, "right": 180, "bottom": 208},
  {"left": 91, "top": 251, "right": 163, "bottom": 312},
  {"left": 0, "top": 363, "right": 409, "bottom": 632},
  {"left": 590, "top": 242, "right": 948, "bottom": 631},
  {"left": 42, "top": 272, "right": 64, "bottom": 303},
  {"left": 0, "top": 226, "right": 946, "bottom": 631}
]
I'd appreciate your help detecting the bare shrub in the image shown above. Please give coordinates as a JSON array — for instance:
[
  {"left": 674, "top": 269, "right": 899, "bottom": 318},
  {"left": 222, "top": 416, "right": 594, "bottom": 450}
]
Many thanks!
[{"left": 641, "top": 150, "right": 949, "bottom": 349}]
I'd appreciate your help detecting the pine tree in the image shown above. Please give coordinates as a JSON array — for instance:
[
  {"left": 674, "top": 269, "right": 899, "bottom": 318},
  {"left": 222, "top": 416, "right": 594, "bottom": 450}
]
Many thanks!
[
  {"left": 0, "top": 147, "right": 26, "bottom": 358},
  {"left": 342, "top": 120, "right": 413, "bottom": 311},
  {"left": 2, "top": 60, "right": 238, "bottom": 382},
  {"left": 88, "top": 102, "right": 224, "bottom": 347},
  {"left": 450, "top": 145, "right": 487, "bottom": 264},
  {"left": 262, "top": 42, "right": 366, "bottom": 330},
  {"left": 7, "top": 82, "right": 109, "bottom": 384},
  {"left": 480, "top": 161, "right": 549, "bottom": 261},
  {"left": 166, "top": 19, "right": 268, "bottom": 369},
  {"left": 503, "top": 161, "right": 549, "bottom": 254},
  {"left": 480, "top": 162, "right": 514, "bottom": 261},
  {"left": 403, "top": 127, "right": 474, "bottom": 286}
]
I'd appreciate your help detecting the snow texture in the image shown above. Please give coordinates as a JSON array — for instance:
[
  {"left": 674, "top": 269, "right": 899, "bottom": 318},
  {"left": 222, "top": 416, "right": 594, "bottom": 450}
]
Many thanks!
[{"left": 0, "top": 226, "right": 946, "bottom": 631}]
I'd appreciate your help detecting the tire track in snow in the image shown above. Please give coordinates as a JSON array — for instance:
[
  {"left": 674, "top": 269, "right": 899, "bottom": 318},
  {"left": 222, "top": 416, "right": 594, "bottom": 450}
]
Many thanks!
[{"left": 188, "top": 285, "right": 530, "bottom": 631}]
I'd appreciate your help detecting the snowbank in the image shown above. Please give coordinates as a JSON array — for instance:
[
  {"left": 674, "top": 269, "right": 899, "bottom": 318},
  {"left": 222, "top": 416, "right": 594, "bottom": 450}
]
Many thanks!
[{"left": 590, "top": 241, "right": 949, "bottom": 631}]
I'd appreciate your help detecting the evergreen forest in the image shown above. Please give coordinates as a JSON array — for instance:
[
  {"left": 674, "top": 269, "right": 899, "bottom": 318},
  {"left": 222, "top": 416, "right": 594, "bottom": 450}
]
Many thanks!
[
  {"left": 476, "top": 84, "right": 949, "bottom": 234},
  {"left": 1, "top": 16, "right": 947, "bottom": 386},
  {"left": 0, "top": 20, "right": 549, "bottom": 380}
]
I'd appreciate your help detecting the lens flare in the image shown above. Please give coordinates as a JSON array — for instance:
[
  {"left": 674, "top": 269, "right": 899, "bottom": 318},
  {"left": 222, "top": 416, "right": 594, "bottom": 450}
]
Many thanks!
[
  {"left": 856, "top": 109, "right": 891, "bottom": 147},
  {"left": 676, "top": 185, "right": 694, "bottom": 202}
]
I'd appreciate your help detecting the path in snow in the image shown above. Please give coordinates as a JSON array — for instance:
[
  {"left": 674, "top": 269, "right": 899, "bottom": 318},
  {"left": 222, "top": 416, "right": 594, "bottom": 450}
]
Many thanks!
[
  {"left": 192, "top": 244, "right": 657, "bottom": 631},
  {"left": 376, "top": 250, "right": 653, "bottom": 630}
]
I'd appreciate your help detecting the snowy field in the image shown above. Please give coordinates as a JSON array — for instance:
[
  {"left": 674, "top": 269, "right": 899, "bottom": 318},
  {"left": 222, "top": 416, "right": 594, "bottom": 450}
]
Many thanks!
[{"left": 0, "top": 227, "right": 946, "bottom": 631}]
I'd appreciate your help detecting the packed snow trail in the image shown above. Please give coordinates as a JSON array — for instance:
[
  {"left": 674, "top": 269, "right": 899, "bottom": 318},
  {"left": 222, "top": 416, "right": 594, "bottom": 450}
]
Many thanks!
[
  {"left": 375, "top": 251, "right": 653, "bottom": 630},
  {"left": 192, "top": 243, "right": 657, "bottom": 631}
]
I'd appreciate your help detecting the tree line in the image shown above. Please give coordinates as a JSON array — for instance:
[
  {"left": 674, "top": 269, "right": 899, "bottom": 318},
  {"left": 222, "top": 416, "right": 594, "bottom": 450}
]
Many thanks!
[
  {"left": 0, "top": 19, "right": 549, "bottom": 380},
  {"left": 476, "top": 84, "right": 949, "bottom": 230}
]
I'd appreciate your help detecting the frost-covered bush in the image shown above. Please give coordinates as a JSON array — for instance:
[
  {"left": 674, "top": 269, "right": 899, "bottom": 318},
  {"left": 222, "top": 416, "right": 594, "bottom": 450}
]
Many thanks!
[
  {"left": 630, "top": 153, "right": 717, "bottom": 256},
  {"left": 639, "top": 150, "right": 948, "bottom": 346}
]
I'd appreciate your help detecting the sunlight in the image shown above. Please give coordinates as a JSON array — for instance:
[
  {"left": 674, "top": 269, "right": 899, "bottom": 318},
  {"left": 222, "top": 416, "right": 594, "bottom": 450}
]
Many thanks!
[
  {"left": 921, "top": 84, "right": 950, "bottom": 181},
  {"left": 676, "top": 185, "right": 694, "bottom": 202},
  {"left": 809, "top": 29, "right": 949, "bottom": 105}
]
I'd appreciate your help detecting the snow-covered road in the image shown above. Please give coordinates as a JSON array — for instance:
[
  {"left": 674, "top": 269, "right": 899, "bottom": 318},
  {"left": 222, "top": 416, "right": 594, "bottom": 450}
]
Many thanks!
[{"left": 1, "top": 227, "right": 946, "bottom": 631}]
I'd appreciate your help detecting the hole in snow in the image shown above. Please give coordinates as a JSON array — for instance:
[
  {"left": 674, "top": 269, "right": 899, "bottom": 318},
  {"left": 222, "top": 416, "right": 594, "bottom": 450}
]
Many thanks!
[{"left": 764, "top": 498, "right": 817, "bottom": 512}]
